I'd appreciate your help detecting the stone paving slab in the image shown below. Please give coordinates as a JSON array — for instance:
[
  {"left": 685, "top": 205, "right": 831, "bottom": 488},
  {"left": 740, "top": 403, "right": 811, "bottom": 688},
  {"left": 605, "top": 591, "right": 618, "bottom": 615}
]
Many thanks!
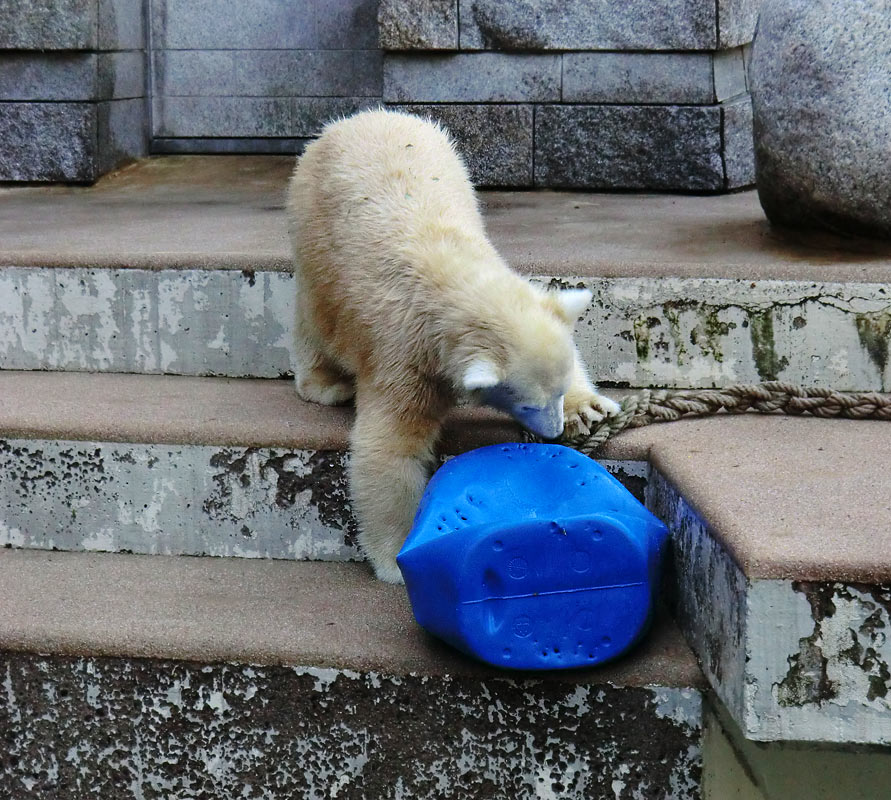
[
  {"left": 647, "top": 415, "right": 891, "bottom": 584},
  {"left": 0, "top": 371, "right": 509, "bottom": 450},
  {"left": 2, "top": 155, "right": 890, "bottom": 281}
]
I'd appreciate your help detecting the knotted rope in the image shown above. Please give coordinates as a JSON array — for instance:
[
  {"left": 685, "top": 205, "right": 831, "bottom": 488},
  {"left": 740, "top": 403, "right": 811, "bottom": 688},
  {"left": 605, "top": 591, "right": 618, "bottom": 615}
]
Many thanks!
[{"left": 558, "top": 382, "right": 891, "bottom": 455}]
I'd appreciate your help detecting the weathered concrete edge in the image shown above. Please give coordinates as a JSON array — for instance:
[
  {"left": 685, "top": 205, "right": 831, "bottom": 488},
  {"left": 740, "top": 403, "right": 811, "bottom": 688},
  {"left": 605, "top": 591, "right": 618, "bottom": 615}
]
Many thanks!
[
  {"left": 8, "top": 433, "right": 889, "bottom": 742},
  {"left": 648, "top": 469, "right": 749, "bottom": 727},
  {"left": 564, "top": 275, "right": 891, "bottom": 392},
  {"left": 0, "top": 653, "right": 703, "bottom": 800},
  {"left": 0, "top": 255, "right": 294, "bottom": 271},
  {"left": 0, "top": 546, "right": 706, "bottom": 690},
  {"left": 3, "top": 266, "right": 890, "bottom": 392},
  {"left": 0, "top": 435, "right": 646, "bottom": 560},
  {"left": 4, "top": 256, "right": 891, "bottom": 285},
  {"left": 745, "top": 580, "right": 891, "bottom": 745},
  {"left": 649, "top": 470, "right": 891, "bottom": 745},
  {"left": 0, "top": 438, "right": 359, "bottom": 561}
]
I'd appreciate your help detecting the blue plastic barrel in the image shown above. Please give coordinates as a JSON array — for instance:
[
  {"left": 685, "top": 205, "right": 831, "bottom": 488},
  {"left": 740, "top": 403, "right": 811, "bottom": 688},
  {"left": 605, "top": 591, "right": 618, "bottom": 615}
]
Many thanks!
[{"left": 397, "top": 443, "right": 669, "bottom": 670}]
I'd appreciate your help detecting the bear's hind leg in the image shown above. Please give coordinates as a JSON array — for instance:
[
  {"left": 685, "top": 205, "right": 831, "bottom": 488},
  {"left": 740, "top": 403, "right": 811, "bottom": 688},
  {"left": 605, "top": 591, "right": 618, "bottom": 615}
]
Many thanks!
[
  {"left": 349, "top": 384, "right": 443, "bottom": 583},
  {"left": 293, "top": 308, "right": 355, "bottom": 406},
  {"left": 295, "top": 354, "right": 355, "bottom": 406}
]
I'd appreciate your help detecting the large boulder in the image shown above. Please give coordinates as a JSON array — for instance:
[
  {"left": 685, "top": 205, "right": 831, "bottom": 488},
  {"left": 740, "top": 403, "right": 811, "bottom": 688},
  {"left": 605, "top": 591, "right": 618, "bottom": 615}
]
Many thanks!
[{"left": 749, "top": 0, "right": 891, "bottom": 238}]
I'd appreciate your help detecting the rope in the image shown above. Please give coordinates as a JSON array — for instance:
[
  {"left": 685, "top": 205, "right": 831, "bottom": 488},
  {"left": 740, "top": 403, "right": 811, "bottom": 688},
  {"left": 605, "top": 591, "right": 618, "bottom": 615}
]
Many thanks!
[{"left": 557, "top": 382, "right": 891, "bottom": 455}]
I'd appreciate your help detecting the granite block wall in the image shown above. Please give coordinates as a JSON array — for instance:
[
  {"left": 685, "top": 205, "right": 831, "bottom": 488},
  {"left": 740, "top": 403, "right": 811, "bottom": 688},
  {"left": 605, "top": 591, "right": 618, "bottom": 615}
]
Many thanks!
[
  {"left": 150, "top": 0, "right": 381, "bottom": 154},
  {"left": 2, "top": 0, "right": 760, "bottom": 187},
  {"left": 148, "top": 0, "right": 759, "bottom": 188},
  {"left": 391, "top": 103, "right": 534, "bottom": 185},
  {"left": 455, "top": 0, "right": 716, "bottom": 51},
  {"left": 384, "top": 46, "right": 754, "bottom": 189},
  {"left": 0, "top": 0, "right": 148, "bottom": 182},
  {"left": 379, "top": 0, "right": 761, "bottom": 52}
]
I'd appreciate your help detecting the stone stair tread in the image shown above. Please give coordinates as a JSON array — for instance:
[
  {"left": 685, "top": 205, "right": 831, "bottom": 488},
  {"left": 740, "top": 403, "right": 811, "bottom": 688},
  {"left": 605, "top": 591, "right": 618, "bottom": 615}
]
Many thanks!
[
  {"left": 0, "top": 369, "right": 521, "bottom": 453},
  {"left": 647, "top": 414, "right": 891, "bottom": 584},
  {"left": 2, "top": 155, "right": 890, "bottom": 281},
  {"left": 0, "top": 547, "right": 704, "bottom": 687},
  {"left": 1, "top": 370, "right": 890, "bottom": 584}
]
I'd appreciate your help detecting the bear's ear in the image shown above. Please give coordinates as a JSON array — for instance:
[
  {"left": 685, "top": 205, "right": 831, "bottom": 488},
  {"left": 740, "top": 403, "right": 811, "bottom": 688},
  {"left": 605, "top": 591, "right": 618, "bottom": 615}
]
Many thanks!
[
  {"left": 548, "top": 288, "right": 593, "bottom": 323},
  {"left": 462, "top": 357, "right": 501, "bottom": 391}
]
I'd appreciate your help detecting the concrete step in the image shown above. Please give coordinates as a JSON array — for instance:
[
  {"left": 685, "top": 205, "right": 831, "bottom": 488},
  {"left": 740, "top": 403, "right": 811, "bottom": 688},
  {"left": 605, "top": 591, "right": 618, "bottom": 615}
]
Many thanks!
[
  {"left": 0, "top": 370, "right": 643, "bottom": 560},
  {"left": 0, "top": 549, "right": 706, "bottom": 799},
  {"left": 2, "top": 156, "right": 891, "bottom": 389},
  {"left": 643, "top": 416, "right": 891, "bottom": 747},
  {"left": 1, "top": 369, "right": 890, "bottom": 745}
]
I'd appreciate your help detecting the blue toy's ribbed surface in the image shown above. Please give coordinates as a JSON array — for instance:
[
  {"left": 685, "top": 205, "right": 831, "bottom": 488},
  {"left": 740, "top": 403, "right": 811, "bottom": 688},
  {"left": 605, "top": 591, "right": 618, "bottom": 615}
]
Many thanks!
[{"left": 397, "top": 443, "right": 669, "bottom": 670}]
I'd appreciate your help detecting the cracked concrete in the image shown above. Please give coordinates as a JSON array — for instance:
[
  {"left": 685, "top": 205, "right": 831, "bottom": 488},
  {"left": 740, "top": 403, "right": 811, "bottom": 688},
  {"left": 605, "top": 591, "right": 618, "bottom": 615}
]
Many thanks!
[
  {"left": 564, "top": 277, "right": 891, "bottom": 390},
  {"left": 2, "top": 267, "right": 891, "bottom": 389},
  {"left": 748, "top": 581, "right": 891, "bottom": 742},
  {"left": 0, "top": 266, "right": 294, "bottom": 377}
]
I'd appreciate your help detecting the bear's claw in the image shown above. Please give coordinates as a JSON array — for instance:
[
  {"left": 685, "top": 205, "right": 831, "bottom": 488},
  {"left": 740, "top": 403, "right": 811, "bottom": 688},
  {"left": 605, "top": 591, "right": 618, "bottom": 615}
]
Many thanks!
[{"left": 563, "top": 392, "right": 620, "bottom": 437}]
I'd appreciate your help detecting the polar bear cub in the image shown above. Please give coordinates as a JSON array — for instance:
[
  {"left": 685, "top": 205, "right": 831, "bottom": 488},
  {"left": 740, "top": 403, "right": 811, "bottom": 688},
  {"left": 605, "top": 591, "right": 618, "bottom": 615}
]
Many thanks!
[{"left": 287, "top": 109, "right": 619, "bottom": 583}]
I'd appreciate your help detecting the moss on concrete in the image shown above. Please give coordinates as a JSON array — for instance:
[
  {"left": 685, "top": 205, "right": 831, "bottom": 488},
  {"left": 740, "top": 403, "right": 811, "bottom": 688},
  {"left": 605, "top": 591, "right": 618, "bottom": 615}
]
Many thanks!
[
  {"left": 748, "top": 310, "right": 788, "bottom": 381},
  {"left": 855, "top": 311, "right": 891, "bottom": 381}
]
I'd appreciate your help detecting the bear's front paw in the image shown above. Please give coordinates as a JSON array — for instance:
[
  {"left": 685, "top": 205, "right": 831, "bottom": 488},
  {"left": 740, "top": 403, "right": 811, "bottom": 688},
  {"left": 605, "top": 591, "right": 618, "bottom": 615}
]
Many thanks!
[
  {"left": 371, "top": 560, "right": 405, "bottom": 585},
  {"left": 563, "top": 391, "right": 621, "bottom": 438}
]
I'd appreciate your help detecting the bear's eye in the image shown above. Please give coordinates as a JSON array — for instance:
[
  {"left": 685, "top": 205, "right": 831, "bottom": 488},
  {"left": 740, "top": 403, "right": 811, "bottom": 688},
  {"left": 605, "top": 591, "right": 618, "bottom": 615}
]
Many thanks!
[{"left": 518, "top": 405, "right": 538, "bottom": 414}]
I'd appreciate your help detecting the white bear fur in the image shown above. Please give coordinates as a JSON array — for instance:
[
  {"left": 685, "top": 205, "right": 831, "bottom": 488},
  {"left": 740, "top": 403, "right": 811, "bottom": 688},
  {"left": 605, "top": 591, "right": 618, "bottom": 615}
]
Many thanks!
[{"left": 287, "top": 109, "right": 619, "bottom": 583}]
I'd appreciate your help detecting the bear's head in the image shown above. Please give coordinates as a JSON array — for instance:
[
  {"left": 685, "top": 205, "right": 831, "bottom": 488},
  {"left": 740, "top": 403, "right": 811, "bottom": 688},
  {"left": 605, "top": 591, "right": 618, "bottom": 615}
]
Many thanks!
[{"left": 460, "top": 288, "right": 590, "bottom": 439}]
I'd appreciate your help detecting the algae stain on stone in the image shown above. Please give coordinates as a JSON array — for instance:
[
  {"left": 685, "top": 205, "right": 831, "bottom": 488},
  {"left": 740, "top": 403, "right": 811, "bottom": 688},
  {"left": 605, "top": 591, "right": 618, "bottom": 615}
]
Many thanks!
[
  {"left": 632, "top": 315, "right": 651, "bottom": 361},
  {"left": 663, "top": 304, "right": 687, "bottom": 365},
  {"left": 854, "top": 311, "right": 891, "bottom": 384},
  {"left": 749, "top": 310, "right": 788, "bottom": 381},
  {"left": 690, "top": 308, "right": 736, "bottom": 364},
  {"left": 661, "top": 300, "right": 738, "bottom": 366}
]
